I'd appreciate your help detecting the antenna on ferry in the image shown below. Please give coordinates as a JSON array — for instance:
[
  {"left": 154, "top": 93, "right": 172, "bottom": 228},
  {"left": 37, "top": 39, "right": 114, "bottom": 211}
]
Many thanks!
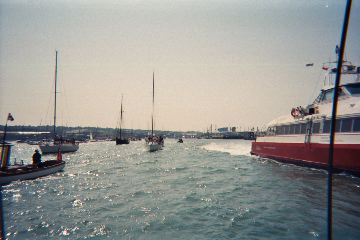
[{"left": 327, "top": 1, "right": 352, "bottom": 240}]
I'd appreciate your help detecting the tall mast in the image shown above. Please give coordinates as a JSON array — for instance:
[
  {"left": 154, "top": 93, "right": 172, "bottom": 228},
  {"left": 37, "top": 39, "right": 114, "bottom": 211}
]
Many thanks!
[
  {"left": 53, "top": 51, "right": 58, "bottom": 139},
  {"left": 151, "top": 72, "right": 154, "bottom": 136},
  {"left": 119, "top": 95, "right": 123, "bottom": 138}
]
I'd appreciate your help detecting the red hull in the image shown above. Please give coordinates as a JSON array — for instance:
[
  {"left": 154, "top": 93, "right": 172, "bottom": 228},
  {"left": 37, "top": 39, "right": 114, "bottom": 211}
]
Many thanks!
[{"left": 251, "top": 142, "right": 360, "bottom": 175}]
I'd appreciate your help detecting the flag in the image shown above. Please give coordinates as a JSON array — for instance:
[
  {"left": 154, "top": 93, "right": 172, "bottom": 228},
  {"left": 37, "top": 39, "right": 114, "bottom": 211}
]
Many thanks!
[
  {"left": 335, "top": 45, "right": 340, "bottom": 55},
  {"left": 57, "top": 149, "right": 62, "bottom": 161},
  {"left": 305, "top": 63, "right": 314, "bottom": 67},
  {"left": 7, "top": 113, "right": 14, "bottom": 121},
  {"left": 322, "top": 66, "right": 329, "bottom": 71}
]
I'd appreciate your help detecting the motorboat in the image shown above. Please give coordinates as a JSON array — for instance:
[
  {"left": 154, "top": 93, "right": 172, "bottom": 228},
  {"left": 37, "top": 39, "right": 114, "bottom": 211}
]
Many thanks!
[{"left": 1, "top": 143, "right": 65, "bottom": 185}]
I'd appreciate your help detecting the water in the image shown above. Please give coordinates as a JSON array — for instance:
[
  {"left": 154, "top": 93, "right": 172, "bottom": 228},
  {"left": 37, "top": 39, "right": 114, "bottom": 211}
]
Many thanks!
[{"left": 2, "top": 139, "right": 360, "bottom": 239}]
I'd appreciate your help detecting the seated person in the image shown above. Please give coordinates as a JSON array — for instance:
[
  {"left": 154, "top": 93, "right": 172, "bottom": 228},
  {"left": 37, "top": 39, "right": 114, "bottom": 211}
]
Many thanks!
[{"left": 32, "top": 149, "right": 42, "bottom": 167}]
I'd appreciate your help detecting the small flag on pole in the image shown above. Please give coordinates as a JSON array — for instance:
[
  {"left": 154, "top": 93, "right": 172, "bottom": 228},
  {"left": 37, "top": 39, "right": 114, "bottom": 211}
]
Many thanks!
[
  {"left": 305, "top": 63, "right": 314, "bottom": 67},
  {"left": 57, "top": 149, "right": 62, "bottom": 161},
  {"left": 7, "top": 113, "right": 14, "bottom": 121}
]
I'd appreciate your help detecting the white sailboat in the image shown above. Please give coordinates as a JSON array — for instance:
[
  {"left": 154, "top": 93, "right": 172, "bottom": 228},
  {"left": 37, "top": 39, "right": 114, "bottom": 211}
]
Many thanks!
[
  {"left": 39, "top": 51, "right": 79, "bottom": 154},
  {"left": 146, "top": 72, "right": 164, "bottom": 152}
]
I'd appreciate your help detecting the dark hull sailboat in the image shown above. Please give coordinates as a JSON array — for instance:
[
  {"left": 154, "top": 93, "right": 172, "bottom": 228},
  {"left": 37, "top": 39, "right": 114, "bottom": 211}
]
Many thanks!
[
  {"left": 116, "top": 137, "right": 129, "bottom": 145},
  {"left": 116, "top": 95, "right": 129, "bottom": 145}
]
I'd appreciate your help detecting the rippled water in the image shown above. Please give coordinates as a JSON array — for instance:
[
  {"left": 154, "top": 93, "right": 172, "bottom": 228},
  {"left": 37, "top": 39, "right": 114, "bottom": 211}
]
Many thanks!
[{"left": 2, "top": 139, "right": 360, "bottom": 239}]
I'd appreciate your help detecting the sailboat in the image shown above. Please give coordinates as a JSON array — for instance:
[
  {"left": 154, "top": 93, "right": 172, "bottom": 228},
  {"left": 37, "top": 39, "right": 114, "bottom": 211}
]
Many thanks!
[
  {"left": 89, "top": 132, "right": 97, "bottom": 142},
  {"left": 39, "top": 51, "right": 79, "bottom": 154},
  {"left": 146, "top": 72, "right": 164, "bottom": 152},
  {"left": 116, "top": 95, "right": 130, "bottom": 145}
]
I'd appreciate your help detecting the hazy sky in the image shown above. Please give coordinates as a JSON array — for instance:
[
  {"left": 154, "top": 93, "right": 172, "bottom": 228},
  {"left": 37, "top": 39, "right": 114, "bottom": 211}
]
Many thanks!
[{"left": 1, "top": 0, "right": 359, "bottom": 131}]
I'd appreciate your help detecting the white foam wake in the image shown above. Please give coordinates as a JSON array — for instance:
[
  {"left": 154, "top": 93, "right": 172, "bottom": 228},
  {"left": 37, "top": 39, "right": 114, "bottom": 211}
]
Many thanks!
[{"left": 201, "top": 140, "right": 252, "bottom": 156}]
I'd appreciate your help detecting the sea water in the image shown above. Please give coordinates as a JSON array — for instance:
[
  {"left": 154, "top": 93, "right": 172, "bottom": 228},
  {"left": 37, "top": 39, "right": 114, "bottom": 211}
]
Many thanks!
[{"left": 2, "top": 139, "right": 360, "bottom": 239}]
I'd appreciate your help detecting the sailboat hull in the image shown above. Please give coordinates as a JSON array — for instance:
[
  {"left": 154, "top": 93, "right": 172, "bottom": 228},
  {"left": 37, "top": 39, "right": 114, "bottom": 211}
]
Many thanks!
[
  {"left": 116, "top": 138, "right": 130, "bottom": 145},
  {"left": 39, "top": 143, "right": 79, "bottom": 154},
  {"left": 148, "top": 143, "right": 162, "bottom": 152}
]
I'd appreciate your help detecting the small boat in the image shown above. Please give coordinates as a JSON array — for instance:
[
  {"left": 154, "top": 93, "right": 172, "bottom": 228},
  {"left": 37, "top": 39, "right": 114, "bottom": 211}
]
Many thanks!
[
  {"left": 0, "top": 143, "right": 65, "bottom": 185},
  {"left": 251, "top": 49, "right": 360, "bottom": 175},
  {"left": 146, "top": 135, "right": 164, "bottom": 152},
  {"left": 116, "top": 95, "right": 130, "bottom": 145},
  {"left": 116, "top": 138, "right": 130, "bottom": 145},
  {"left": 40, "top": 139, "right": 79, "bottom": 154},
  {"left": 178, "top": 138, "right": 183, "bottom": 143},
  {"left": 89, "top": 132, "right": 97, "bottom": 142},
  {"left": 146, "top": 72, "right": 164, "bottom": 152},
  {"left": 39, "top": 51, "right": 79, "bottom": 154}
]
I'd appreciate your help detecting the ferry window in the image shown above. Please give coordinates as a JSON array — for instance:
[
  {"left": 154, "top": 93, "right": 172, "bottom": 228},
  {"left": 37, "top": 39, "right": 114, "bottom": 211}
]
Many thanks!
[
  {"left": 284, "top": 125, "right": 290, "bottom": 135},
  {"left": 345, "top": 84, "right": 360, "bottom": 95},
  {"left": 322, "top": 88, "right": 345, "bottom": 102},
  {"left": 323, "top": 120, "right": 331, "bottom": 133},
  {"left": 336, "top": 120, "right": 340, "bottom": 132},
  {"left": 279, "top": 126, "right": 285, "bottom": 135},
  {"left": 294, "top": 124, "right": 300, "bottom": 134},
  {"left": 341, "top": 118, "right": 352, "bottom": 132},
  {"left": 300, "top": 123, "right": 307, "bottom": 134},
  {"left": 314, "top": 92, "right": 323, "bottom": 103},
  {"left": 312, "top": 122, "right": 320, "bottom": 133},
  {"left": 275, "top": 126, "right": 281, "bottom": 134},
  {"left": 353, "top": 118, "right": 360, "bottom": 132},
  {"left": 322, "top": 90, "right": 333, "bottom": 101},
  {"left": 286, "top": 125, "right": 291, "bottom": 135},
  {"left": 289, "top": 125, "right": 295, "bottom": 134},
  {"left": 322, "top": 120, "right": 341, "bottom": 133}
]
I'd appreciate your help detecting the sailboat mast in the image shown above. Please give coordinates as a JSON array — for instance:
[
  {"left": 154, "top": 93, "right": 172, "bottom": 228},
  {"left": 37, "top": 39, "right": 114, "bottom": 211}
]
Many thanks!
[
  {"left": 151, "top": 72, "right": 154, "bottom": 136},
  {"left": 53, "top": 51, "right": 58, "bottom": 139},
  {"left": 120, "top": 95, "right": 123, "bottom": 138}
]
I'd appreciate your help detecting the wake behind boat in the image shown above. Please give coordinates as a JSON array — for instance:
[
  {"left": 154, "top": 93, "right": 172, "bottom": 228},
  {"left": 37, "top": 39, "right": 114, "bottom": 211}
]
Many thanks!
[
  {"left": 251, "top": 49, "right": 360, "bottom": 175},
  {"left": 39, "top": 51, "right": 79, "bottom": 154}
]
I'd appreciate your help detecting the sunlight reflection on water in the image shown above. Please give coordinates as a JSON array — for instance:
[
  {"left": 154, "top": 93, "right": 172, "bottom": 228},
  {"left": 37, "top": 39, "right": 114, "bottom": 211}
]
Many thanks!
[{"left": 2, "top": 139, "right": 360, "bottom": 239}]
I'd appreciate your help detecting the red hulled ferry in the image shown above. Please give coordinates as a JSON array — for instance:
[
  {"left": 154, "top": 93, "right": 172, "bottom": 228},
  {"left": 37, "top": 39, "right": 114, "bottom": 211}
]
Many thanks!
[{"left": 251, "top": 55, "right": 360, "bottom": 175}]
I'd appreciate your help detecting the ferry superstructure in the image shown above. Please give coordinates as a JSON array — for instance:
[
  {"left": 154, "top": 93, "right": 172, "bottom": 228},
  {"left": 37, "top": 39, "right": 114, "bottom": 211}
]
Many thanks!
[{"left": 251, "top": 58, "right": 360, "bottom": 175}]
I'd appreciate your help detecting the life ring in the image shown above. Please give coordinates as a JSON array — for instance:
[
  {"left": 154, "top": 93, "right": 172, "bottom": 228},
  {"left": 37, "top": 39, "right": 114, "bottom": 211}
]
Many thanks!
[{"left": 291, "top": 108, "right": 299, "bottom": 117}]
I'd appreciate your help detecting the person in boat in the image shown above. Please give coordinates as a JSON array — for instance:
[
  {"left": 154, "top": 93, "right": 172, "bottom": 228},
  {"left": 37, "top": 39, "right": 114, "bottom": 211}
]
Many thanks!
[
  {"left": 158, "top": 136, "right": 164, "bottom": 145},
  {"left": 32, "top": 149, "right": 43, "bottom": 167}
]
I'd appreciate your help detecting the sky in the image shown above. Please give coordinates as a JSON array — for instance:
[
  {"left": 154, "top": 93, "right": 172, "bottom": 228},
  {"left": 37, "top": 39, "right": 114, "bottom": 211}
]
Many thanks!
[{"left": 1, "top": 0, "right": 359, "bottom": 132}]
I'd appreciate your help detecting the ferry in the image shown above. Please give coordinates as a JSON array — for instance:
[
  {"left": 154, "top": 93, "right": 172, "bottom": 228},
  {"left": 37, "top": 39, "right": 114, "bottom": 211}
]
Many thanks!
[{"left": 251, "top": 55, "right": 360, "bottom": 175}]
